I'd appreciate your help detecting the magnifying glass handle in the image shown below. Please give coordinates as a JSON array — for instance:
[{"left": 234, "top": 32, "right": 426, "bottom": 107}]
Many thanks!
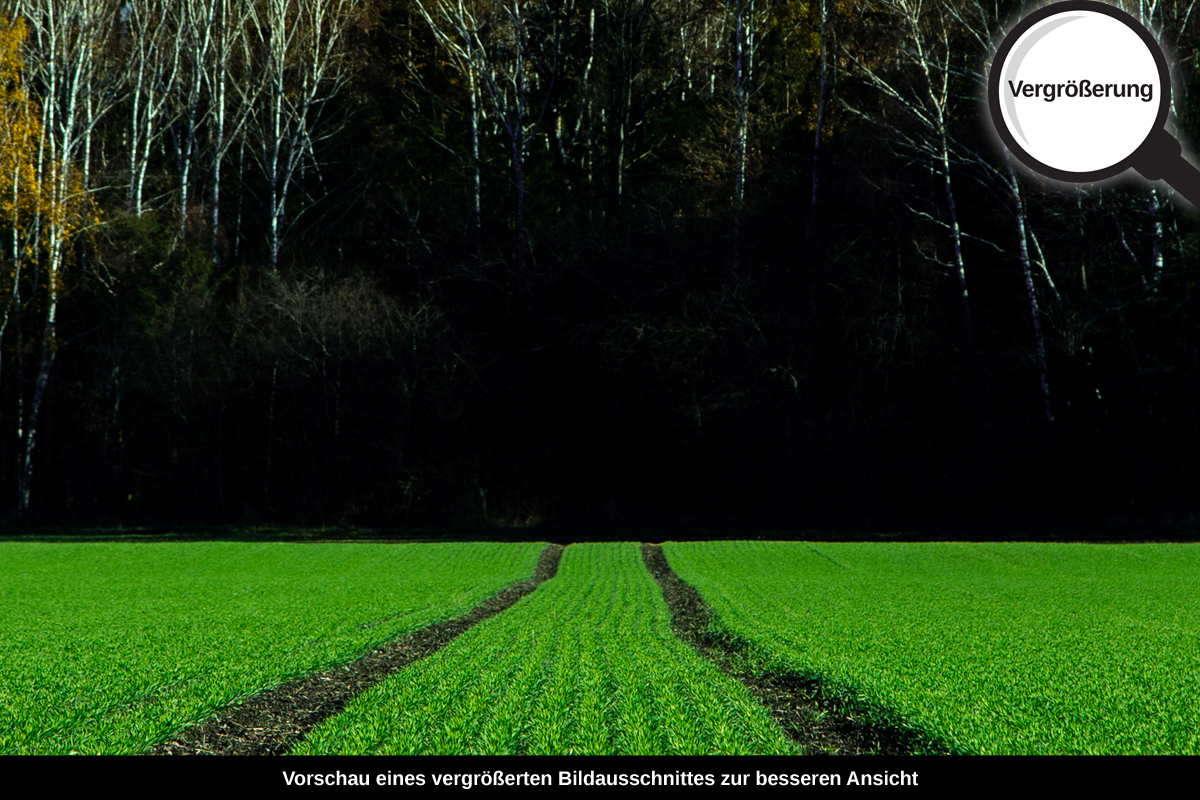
[{"left": 1131, "top": 128, "right": 1200, "bottom": 208}]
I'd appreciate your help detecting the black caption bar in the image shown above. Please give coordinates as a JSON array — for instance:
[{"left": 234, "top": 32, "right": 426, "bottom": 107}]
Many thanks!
[{"left": 6, "top": 754, "right": 1193, "bottom": 793}]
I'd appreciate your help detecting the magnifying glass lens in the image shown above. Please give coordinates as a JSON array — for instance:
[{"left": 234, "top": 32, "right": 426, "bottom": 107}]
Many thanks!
[
  {"left": 999, "top": 11, "right": 1161, "bottom": 173},
  {"left": 991, "top": 1, "right": 1200, "bottom": 207}
]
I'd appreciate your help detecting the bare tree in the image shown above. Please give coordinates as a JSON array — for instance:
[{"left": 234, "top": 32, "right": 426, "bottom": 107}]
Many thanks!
[
  {"left": 205, "top": 0, "right": 259, "bottom": 268},
  {"left": 122, "top": 0, "right": 182, "bottom": 217},
  {"left": 1006, "top": 159, "right": 1054, "bottom": 426},
  {"left": 939, "top": 0, "right": 1060, "bottom": 424},
  {"left": 808, "top": 0, "right": 829, "bottom": 238},
  {"left": 246, "top": 0, "right": 364, "bottom": 272},
  {"left": 7, "top": 0, "right": 122, "bottom": 512},
  {"left": 844, "top": 0, "right": 975, "bottom": 349},
  {"left": 410, "top": 0, "right": 489, "bottom": 241},
  {"left": 729, "top": 0, "right": 768, "bottom": 278},
  {"left": 173, "top": 1, "right": 213, "bottom": 241},
  {"left": 414, "top": 0, "right": 562, "bottom": 272}
]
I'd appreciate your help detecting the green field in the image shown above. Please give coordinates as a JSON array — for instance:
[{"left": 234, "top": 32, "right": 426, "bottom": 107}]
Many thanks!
[
  {"left": 664, "top": 541, "right": 1200, "bottom": 754},
  {"left": 6, "top": 537, "right": 1198, "bottom": 755},
  {"left": 0, "top": 541, "right": 542, "bottom": 754},
  {"left": 295, "top": 542, "right": 795, "bottom": 755}
]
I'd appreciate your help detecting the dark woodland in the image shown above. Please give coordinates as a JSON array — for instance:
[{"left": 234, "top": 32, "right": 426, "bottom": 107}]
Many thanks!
[{"left": 1, "top": 0, "right": 1198, "bottom": 531}]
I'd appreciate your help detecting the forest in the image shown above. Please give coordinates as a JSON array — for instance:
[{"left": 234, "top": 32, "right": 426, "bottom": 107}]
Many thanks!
[{"left": 0, "top": 0, "right": 1198, "bottom": 530}]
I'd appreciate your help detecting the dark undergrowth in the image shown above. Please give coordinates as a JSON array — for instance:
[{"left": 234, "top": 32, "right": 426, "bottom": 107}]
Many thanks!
[{"left": 4, "top": 516, "right": 1200, "bottom": 544}]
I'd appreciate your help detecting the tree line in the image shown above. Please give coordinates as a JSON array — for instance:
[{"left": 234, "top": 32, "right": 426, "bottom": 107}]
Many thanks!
[{"left": 1, "top": 0, "right": 1198, "bottom": 529}]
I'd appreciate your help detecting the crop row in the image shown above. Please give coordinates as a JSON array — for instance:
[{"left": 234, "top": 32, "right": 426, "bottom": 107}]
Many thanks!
[
  {"left": 664, "top": 541, "right": 1200, "bottom": 754},
  {"left": 0, "top": 541, "right": 542, "bottom": 754},
  {"left": 295, "top": 542, "right": 795, "bottom": 755},
  {"left": 8, "top": 538, "right": 1197, "bottom": 755}
]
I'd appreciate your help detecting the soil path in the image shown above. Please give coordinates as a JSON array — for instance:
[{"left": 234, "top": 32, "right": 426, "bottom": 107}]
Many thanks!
[
  {"left": 641, "top": 543, "right": 942, "bottom": 755},
  {"left": 151, "top": 543, "right": 564, "bottom": 755}
]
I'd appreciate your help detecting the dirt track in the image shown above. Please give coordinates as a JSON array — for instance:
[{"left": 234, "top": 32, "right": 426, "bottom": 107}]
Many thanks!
[
  {"left": 152, "top": 541, "right": 937, "bottom": 755},
  {"left": 150, "top": 544, "right": 563, "bottom": 755},
  {"left": 640, "top": 543, "right": 939, "bottom": 755}
]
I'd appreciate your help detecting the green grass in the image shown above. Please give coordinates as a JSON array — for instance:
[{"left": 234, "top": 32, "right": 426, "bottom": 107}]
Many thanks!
[
  {"left": 296, "top": 542, "right": 797, "bottom": 755},
  {"left": 663, "top": 541, "right": 1200, "bottom": 754},
  {"left": 0, "top": 540, "right": 542, "bottom": 754}
]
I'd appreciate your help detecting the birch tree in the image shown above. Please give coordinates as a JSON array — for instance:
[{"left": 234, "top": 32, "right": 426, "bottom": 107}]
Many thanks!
[
  {"left": 204, "top": 0, "right": 259, "bottom": 267},
  {"left": 173, "top": 1, "right": 213, "bottom": 241},
  {"left": 1007, "top": 160, "right": 1054, "bottom": 426},
  {"left": 844, "top": 0, "right": 975, "bottom": 349},
  {"left": 729, "top": 0, "right": 768, "bottom": 278},
  {"left": 808, "top": 0, "right": 829, "bottom": 237},
  {"left": 0, "top": 17, "right": 46, "bottom": 447},
  {"left": 600, "top": 0, "right": 653, "bottom": 207},
  {"left": 122, "top": 0, "right": 182, "bottom": 217},
  {"left": 208, "top": 0, "right": 267, "bottom": 268},
  {"left": 4, "top": 0, "right": 117, "bottom": 512},
  {"left": 410, "top": 0, "right": 488, "bottom": 240},
  {"left": 940, "top": 0, "right": 1061, "bottom": 424},
  {"left": 247, "top": 0, "right": 364, "bottom": 272},
  {"left": 413, "top": 0, "right": 562, "bottom": 271}
]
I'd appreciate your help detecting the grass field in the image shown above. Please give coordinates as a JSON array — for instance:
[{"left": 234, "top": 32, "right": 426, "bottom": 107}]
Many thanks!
[
  {"left": 664, "top": 541, "right": 1200, "bottom": 754},
  {"left": 0, "top": 541, "right": 542, "bottom": 754},
  {"left": 7, "top": 537, "right": 1198, "bottom": 755},
  {"left": 295, "top": 542, "right": 796, "bottom": 755}
]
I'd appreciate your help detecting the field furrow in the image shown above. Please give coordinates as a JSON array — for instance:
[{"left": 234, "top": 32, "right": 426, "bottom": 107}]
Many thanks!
[
  {"left": 643, "top": 543, "right": 930, "bottom": 754},
  {"left": 295, "top": 542, "right": 797, "bottom": 755},
  {"left": 0, "top": 541, "right": 542, "bottom": 754},
  {"left": 663, "top": 541, "right": 1200, "bottom": 754}
]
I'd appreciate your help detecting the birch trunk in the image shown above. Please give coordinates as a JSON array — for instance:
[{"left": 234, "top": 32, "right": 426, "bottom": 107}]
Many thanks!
[
  {"left": 11, "top": 0, "right": 120, "bottom": 513},
  {"left": 732, "top": 0, "right": 746, "bottom": 279},
  {"left": 807, "top": 0, "right": 827, "bottom": 238},
  {"left": 251, "top": 0, "right": 361, "bottom": 272},
  {"left": 124, "top": 1, "right": 182, "bottom": 217},
  {"left": 177, "top": 2, "right": 213, "bottom": 241},
  {"left": 1009, "top": 160, "right": 1053, "bottom": 427}
]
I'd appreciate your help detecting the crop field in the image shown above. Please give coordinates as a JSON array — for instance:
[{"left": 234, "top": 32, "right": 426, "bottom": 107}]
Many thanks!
[
  {"left": 0, "top": 541, "right": 542, "bottom": 755},
  {"left": 7, "top": 537, "right": 1198, "bottom": 756},
  {"left": 295, "top": 542, "right": 796, "bottom": 755},
  {"left": 664, "top": 541, "right": 1200, "bottom": 754}
]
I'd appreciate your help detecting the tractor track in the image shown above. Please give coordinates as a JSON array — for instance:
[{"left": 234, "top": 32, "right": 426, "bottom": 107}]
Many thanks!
[
  {"left": 641, "top": 543, "right": 946, "bottom": 755},
  {"left": 150, "top": 543, "right": 563, "bottom": 755}
]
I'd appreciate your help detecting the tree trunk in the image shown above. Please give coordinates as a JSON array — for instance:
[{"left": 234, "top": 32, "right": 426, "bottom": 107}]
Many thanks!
[
  {"left": 732, "top": 0, "right": 746, "bottom": 280},
  {"left": 1009, "top": 161, "right": 1053, "bottom": 427},
  {"left": 807, "top": 0, "right": 827, "bottom": 239}
]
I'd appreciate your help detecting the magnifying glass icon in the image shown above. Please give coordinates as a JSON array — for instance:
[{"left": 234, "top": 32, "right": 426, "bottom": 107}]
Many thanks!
[{"left": 989, "top": 0, "right": 1200, "bottom": 206}]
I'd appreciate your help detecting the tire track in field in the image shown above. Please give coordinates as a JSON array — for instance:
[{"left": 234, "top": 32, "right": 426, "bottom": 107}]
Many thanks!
[
  {"left": 641, "top": 543, "right": 945, "bottom": 755},
  {"left": 150, "top": 544, "right": 564, "bottom": 756}
]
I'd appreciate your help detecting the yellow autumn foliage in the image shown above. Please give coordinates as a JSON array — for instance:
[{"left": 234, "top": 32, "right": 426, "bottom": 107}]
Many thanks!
[
  {"left": 0, "top": 18, "right": 42, "bottom": 244},
  {"left": 0, "top": 16, "right": 88, "bottom": 302}
]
